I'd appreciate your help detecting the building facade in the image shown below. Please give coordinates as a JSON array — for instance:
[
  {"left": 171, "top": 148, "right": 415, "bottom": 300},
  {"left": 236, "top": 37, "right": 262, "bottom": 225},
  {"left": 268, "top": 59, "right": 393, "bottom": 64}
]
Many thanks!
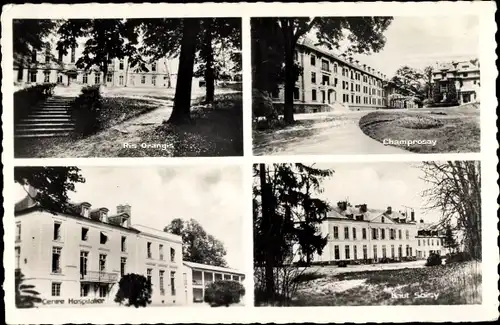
[
  {"left": 14, "top": 188, "right": 244, "bottom": 307},
  {"left": 432, "top": 59, "right": 480, "bottom": 105},
  {"left": 14, "top": 33, "right": 173, "bottom": 89},
  {"left": 300, "top": 202, "right": 422, "bottom": 264},
  {"left": 272, "top": 36, "right": 388, "bottom": 110}
]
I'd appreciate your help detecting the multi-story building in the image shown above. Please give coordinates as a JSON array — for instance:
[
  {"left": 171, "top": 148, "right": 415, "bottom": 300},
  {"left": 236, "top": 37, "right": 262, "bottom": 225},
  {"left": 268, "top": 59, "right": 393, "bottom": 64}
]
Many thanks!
[
  {"left": 14, "top": 187, "right": 244, "bottom": 307},
  {"left": 431, "top": 59, "right": 480, "bottom": 105},
  {"left": 306, "top": 202, "right": 419, "bottom": 264},
  {"left": 272, "top": 36, "right": 388, "bottom": 111},
  {"left": 14, "top": 33, "right": 174, "bottom": 89},
  {"left": 415, "top": 221, "right": 445, "bottom": 259}
]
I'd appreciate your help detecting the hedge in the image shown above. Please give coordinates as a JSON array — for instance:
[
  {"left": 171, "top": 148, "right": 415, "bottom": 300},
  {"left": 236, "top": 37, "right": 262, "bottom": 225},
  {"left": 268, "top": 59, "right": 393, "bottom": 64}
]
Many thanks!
[
  {"left": 14, "top": 83, "right": 56, "bottom": 124},
  {"left": 72, "top": 85, "right": 102, "bottom": 136},
  {"left": 204, "top": 280, "right": 245, "bottom": 307}
]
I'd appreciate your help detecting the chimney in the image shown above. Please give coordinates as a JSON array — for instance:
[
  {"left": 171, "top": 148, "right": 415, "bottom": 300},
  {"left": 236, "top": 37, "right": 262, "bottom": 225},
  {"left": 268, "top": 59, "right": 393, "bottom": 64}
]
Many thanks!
[
  {"left": 386, "top": 206, "right": 392, "bottom": 214},
  {"left": 355, "top": 60, "right": 359, "bottom": 65},
  {"left": 410, "top": 210, "right": 415, "bottom": 222},
  {"left": 337, "top": 201, "right": 347, "bottom": 211},
  {"left": 356, "top": 204, "right": 367, "bottom": 213}
]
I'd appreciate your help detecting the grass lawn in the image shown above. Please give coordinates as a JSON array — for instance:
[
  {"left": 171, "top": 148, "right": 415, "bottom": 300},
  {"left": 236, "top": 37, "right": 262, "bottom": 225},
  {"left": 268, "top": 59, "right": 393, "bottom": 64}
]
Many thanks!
[
  {"left": 358, "top": 106, "right": 480, "bottom": 153},
  {"left": 291, "top": 261, "right": 481, "bottom": 306}
]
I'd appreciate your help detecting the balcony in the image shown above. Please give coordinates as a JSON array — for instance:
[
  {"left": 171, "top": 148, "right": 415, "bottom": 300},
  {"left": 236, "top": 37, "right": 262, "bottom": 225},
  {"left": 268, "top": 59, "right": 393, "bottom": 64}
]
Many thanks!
[{"left": 80, "top": 270, "right": 118, "bottom": 283}]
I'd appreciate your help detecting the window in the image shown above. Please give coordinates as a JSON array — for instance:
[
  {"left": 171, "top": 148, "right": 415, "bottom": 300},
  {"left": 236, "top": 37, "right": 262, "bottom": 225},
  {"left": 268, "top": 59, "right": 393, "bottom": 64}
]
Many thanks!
[
  {"left": 362, "top": 228, "right": 367, "bottom": 240},
  {"left": 170, "top": 271, "right": 176, "bottom": 296},
  {"left": 121, "top": 236, "right": 126, "bottom": 252},
  {"left": 390, "top": 229, "right": 395, "bottom": 240},
  {"left": 170, "top": 247, "right": 176, "bottom": 262},
  {"left": 57, "top": 75, "right": 63, "bottom": 83},
  {"left": 106, "top": 74, "right": 113, "bottom": 83},
  {"left": 391, "top": 245, "right": 395, "bottom": 258},
  {"left": 32, "top": 50, "right": 38, "bottom": 62},
  {"left": 431, "top": 239, "right": 434, "bottom": 246},
  {"left": 406, "top": 230, "right": 410, "bottom": 240},
  {"left": 16, "top": 224, "right": 21, "bottom": 242},
  {"left": 159, "top": 270, "right": 165, "bottom": 295},
  {"left": 99, "top": 254, "right": 106, "bottom": 272},
  {"left": 44, "top": 71, "right": 50, "bottom": 83},
  {"left": 333, "top": 226, "right": 339, "bottom": 239},
  {"left": 159, "top": 244, "right": 164, "bottom": 260},
  {"left": 83, "top": 73, "right": 88, "bottom": 84},
  {"left": 119, "top": 75, "right": 124, "bottom": 85},
  {"left": 293, "top": 87, "right": 300, "bottom": 100},
  {"left": 382, "top": 245, "right": 387, "bottom": 258},
  {"left": 15, "top": 247, "right": 21, "bottom": 269},
  {"left": 321, "top": 60, "right": 329, "bottom": 71},
  {"left": 152, "top": 75, "right": 156, "bottom": 86},
  {"left": 353, "top": 245, "right": 357, "bottom": 259},
  {"left": 345, "top": 245, "right": 350, "bottom": 259},
  {"left": 52, "top": 247, "right": 62, "bottom": 273},
  {"left": 30, "top": 70, "right": 37, "bottom": 83},
  {"left": 95, "top": 73, "right": 101, "bottom": 84},
  {"left": 80, "top": 227, "right": 89, "bottom": 241},
  {"left": 322, "top": 75, "right": 329, "bottom": 85},
  {"left": 70, "top": 46, "right": 75, "bottom": 63},
  {"left": 310, "top": 55, "right": 316, "bottom": 66},
  {"left": 141, "top": 75, "right": 146, "bottom": 84},
  {"left": 51, "top": 282, "right": 61, "bottom": 297},
  {"left": 398, "top": 229, "right": 402, "bottom": 239},
  {"left": 80, "top": 251, "right": 88, "bottom": 276},
  {"left": 334, "top": 245, "right": 340, "bottom": 259},
  {"left": 352, "top": 228, "right": 357, "bottom": 240},
  {"left": 381, "top": 229, "right": 385, "bottom": 240},
  {"left": 119, "top": 60, "right": 124, "bottom": 70},
  {"left": 312, "top": 89, "right": 317, "bottom": 101},
  {"left": 120, "top": 257, "right": 127, "bottom": 277},
  {"left": 147, "top": 242, "right": 152, "bottom": 258},
  {"left": 80, "top": 283, "right": 90, "bottom": 297},
  {"left": 311, "top": 72, "right": 316, "bottom": 84},
  {"left": 100, "top": 232, "right": 108, "bottom": 245},
  {"left": 418, "top": 239, "right": 421, "bottom": 246},
  {"left": 99, "top": 285, "right": 107, "bottom": 298},
  {"left": 373, "top": 245, "right": 378, "bottom": 259},
  {"left": 398, "top": 245, "right": 403, "bottom": 257},
  {"left": 344, "top": 227, "right": 349, "bottom": 239},
  {"left": 427, "top": 239, "right": 430, "bottom": 246},
  {"left": 333, "top": 63, "right": 338, "bottom": 73},
  {"left": 372, "top": 228, "right": 378, "bottom": 240},
  {"left": 363, "top": 245, "right": 368, "bottom": 259},
  {"left": 423, "top": 239, "right": 426, "bottom": 246},
  {"left": 381, "top": 216, "right": 385, "bottom": 223},
  {"left": 152, "top": 62, "right": 157, "bottom": 72}
]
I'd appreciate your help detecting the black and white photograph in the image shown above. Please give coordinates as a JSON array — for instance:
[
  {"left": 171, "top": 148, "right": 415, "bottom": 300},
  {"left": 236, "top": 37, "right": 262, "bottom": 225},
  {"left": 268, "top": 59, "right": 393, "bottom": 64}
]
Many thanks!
[
  {"left": 13, "top": 165, "right": 247, "bottom": 307},
  {"left": 13, "top": 18, "right": 243, "bottom": 158},
  {"left": 252, "top": 16, "right": 481, "bottom": 155},
  {"left": 253, "top": 161, "right": 481, "bottom": 306}
]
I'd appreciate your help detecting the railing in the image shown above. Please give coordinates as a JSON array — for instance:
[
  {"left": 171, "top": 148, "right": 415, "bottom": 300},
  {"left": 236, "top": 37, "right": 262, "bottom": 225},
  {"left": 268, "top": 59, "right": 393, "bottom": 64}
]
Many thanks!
[{"left": 80, "top": 270, "right": 118, "bottom": 283}]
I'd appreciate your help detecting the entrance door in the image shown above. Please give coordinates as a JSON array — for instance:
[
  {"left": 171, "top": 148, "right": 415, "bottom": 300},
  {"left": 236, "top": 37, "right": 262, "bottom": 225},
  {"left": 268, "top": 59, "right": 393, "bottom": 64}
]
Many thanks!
[
  {"left": 321, "top": 90, "right": 326, "bottom": 103},
  {"left": 463, "top": 93, "right": 471, "bottom": 103}
]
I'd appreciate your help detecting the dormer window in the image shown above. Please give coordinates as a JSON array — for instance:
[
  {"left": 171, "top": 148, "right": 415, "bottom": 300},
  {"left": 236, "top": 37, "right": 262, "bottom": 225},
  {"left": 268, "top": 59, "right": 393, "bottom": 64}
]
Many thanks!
[{"left": 81, "top": 206, "right": 90, "bottom": 218}]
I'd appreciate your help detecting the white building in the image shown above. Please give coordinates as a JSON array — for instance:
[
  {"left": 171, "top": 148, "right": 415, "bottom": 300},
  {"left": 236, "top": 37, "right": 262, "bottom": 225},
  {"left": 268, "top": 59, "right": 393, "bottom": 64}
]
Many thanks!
[
  {"left": 14, "top": 187, "right": 244, "bottom": 307},
  {"left": 432, "top": 59, "right": 480, "bottom": 104}
]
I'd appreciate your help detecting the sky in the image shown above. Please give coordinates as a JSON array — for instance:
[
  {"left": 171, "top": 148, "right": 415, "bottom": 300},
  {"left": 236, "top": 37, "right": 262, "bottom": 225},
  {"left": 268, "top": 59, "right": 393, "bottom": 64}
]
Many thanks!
[
  {"left": 14, "top": 165, "right": 245, "bottom": 270},
  {"left": 313, "top": 162, "right": 442, "bottom": 224},
  {"left": 318, "top": 15, "right": 480, "bottom": 77}
]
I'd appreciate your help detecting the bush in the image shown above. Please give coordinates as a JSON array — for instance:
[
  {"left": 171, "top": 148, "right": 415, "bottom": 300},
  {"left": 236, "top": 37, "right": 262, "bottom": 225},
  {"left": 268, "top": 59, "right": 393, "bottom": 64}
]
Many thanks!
[
  {"left": 72, "top": 85, "right": 102, "bottom": 136},
  {"left": 204, "top": 280, "right": 245, "bottom": 307},
  {"left": 422, "top": 98, "right": 434, "bottom": 107},
  {"left": 337, "top": 261, "right": 348, "bottom": 268},
  {"left": 445, "top": 251, "right": 472, "bottom": 264},
  {"left": 14, "top": 83, "right": 56, "bottom": 123},
  {"left": 425, "top": 253, "right": 442, "bottom": 266},
  {"left": 114, "top": 273, "right": 152, "bottom": 307}
]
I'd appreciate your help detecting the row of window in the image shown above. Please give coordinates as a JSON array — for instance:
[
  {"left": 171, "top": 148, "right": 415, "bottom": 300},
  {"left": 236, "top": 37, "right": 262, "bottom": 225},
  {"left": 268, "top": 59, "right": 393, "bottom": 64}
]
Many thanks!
[
  {"left": 418, "top": 238, "right": 443, "bottom": 247},
  {"left": 329, "top": 226, "right": 411, "bottom": 241},
  {"left": 330, "top": 244, "right": 413, "bottom": 260},
  {"left": 341, "top": 93, "right": 382, "bottom": 106},
  {"left": 146, "top": 268, "right": 176, "bottom": 296}
]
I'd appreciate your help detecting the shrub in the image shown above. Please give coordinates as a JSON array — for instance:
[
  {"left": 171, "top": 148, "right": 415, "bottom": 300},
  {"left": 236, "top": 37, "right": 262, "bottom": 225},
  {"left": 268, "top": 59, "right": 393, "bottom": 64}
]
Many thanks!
[
  {"left": 337, "top": 261, "right": 348, "bottom": 268},
  {"left": 291, "top": 272, "right": 324, "bottom": 284},
  {"left": 114, "top": 273, "right": 152, "bottom": 307},
  {"left": 425, "top": 252, "right": 442, "bottom": 266},
  {"left": 204, "top": 280, "right": 245, "bottom": 307},
  {"left": 72, "top": 85, "right": 102, "bottom": 136},
  {"left": 445, "top": 251, "right": 472, "bottom": 264},
  {"left": 422, "top": 98, "right": 434, "bottom": 107},
  {"left": 14, "top": 83, "right": 56, "bottom": 123}
]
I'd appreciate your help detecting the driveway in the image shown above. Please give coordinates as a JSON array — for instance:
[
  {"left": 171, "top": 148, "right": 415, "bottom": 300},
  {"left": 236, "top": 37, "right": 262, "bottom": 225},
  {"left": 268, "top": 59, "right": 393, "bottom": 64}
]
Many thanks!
[{"left": 253, "top": 110, "right": 411, "bottom": 155}]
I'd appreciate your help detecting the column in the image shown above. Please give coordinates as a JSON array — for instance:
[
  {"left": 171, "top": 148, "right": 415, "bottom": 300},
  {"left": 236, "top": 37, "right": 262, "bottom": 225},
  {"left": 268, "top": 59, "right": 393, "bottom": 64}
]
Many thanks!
[{"left": 201, "top": 271, "right": 205, "bottom": 301}]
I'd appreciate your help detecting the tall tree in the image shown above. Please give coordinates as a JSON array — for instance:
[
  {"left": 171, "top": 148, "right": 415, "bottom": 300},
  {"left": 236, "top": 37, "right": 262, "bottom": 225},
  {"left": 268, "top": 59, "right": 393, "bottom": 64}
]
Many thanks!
[
  {"left": 14, "top": 166, "right": 85, "bottom": 212},
  {"left": 443, "top": 222, "right": 458, "bottom": 253},
  {"left": 56, "top": 19, "right": 146, "bottom": 84},
  {"left": 164, "top": 218, "right": 228, "bottom": 266},
  {"left": 423, "top": 65, "right": 434, "bottom": 99},
  {"left": 253, "top": 163, "right": 333, "bottom": 304},
  {"left": 114, "top": 273, "right": 152, "bottom": 308},
  {"left": 391, "top": 65, "right": 425, "bottom": 98},
  {"left": 420, "top": 161, "right": 481, "bottom": 260},
  {"left": 13, "top": 19, "right": 57, "bottom": 81},
  {"left": 254, "top": 17, "right": 393, "bottom": 124}
]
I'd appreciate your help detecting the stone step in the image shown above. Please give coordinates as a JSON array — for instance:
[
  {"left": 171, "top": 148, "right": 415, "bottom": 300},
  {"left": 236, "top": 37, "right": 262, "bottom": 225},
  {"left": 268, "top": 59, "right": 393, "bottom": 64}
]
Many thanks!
[
  {"left": 32, "top": 109, "right": 70, "bottom": 114},
  {"left": 16, "top": 127, "right": 75, "bottom": 133},
  {"left": 17, "top": 122, "right": 75, "bottom": 128},
  {"left": 21, "top": 118, "right": 73, "bottom": 123},
  {"left": 27, "top": 114, "right": 72, "bottom": 118},
  {"left": 15, "top": 132, "right": 73, "bottom": 139}
]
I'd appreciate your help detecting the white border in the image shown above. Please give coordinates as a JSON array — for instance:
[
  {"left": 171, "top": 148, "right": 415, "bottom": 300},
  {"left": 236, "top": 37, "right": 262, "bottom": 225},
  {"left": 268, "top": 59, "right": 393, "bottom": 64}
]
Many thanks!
[{"left": 2, "top": 1, "right": 498, "bottom": 324}]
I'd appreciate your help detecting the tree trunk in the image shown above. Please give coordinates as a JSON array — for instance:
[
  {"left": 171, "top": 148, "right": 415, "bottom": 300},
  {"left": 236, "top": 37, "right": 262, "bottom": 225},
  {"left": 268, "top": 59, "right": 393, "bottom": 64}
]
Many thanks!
[
  {"left": 283, "top": 26, "right": 295, "bottom": 124},
  {"left": 17, "top": 56, "right": 25, "bottom": 82},
  {"left": 168, "top": 18, "right": 201, "bottom": 124},
  {"left": 259, "top": 163, "right": 275, "bottom": 304},
  {"left": 204, "top": 19, "right": 215, "bottom": 104}
]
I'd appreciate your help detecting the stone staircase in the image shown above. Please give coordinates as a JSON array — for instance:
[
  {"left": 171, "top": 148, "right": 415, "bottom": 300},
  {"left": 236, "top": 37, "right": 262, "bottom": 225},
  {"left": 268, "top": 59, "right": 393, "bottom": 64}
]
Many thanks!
[{"left": 15, "top": 96, "right": 75, "bottom": 139}]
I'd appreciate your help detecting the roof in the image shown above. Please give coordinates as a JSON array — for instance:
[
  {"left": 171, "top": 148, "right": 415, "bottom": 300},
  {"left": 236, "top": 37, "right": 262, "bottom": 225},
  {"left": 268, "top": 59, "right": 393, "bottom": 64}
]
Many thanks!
[
  {"left": 183, "top": 261, "right": 244, "bottom": 275},
  {"left": 298, "top": 36, "right": 386, "bottom": 81},
  {"left": 132, "top": 224, "right": 182, "bottom": 244},
  {"left": 327, "top": 205, "right": 411, "bottom": 223}
]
